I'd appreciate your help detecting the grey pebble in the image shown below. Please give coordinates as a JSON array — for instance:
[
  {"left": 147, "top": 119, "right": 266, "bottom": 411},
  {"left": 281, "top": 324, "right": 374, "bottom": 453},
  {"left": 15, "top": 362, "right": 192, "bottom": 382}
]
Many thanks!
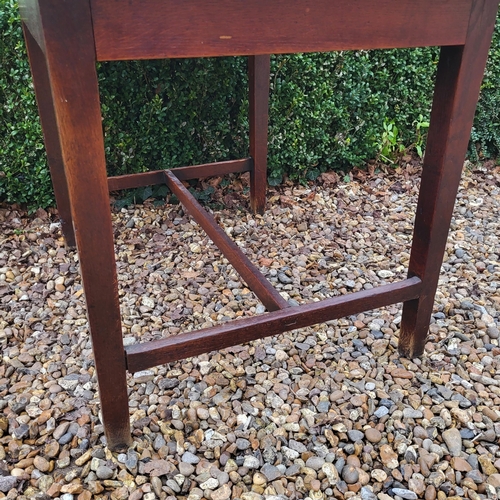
[
  {"left": 403, "top": 408, "right": 423, "bottom": 419},
  {"left": 342, "top": 464, "right": 359, "bottom": 484},
  {"left": 261, "top": 464, "right": 282, "bottom": 481},
  {"left": 392, "top": 488, "right": 418, "bottom": 500},
  {"left": 277, "top": 272, "right": 293, "bottom": 284},
  {"left": 96, "top": 465, "right": 114, "bottom": 480},
  {"left": 235, "top": 438, "right": 251, "bottom": 450},
  {"left": 182, "top": 451, "right": 200, "bottom": 464},
  {"left": 374, "top": 406, "right": 390, "bottom": 418},
  {"left": 347, "top": 430, "right": 364, "bottom": 442},
  {"left": 179, "top": 462, "right": 195, "bottom": 476},
  {"left": 360, "top": 487, "right": 378, "bottom": 500},
  {"left": 305, "top": 456, "right": 325, "bottom": 471},
  {"left": 0, "top": 476, "right": 17, "bottom": 493},
  {"left": 442, "top": 428, "right": 462, "bottom": 457}
]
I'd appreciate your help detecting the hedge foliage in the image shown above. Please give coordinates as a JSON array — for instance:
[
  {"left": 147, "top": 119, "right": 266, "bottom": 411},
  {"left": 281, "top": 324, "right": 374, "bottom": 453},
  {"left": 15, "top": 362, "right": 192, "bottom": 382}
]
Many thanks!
[{"left": 1, "top": 0, "right": 499, "bottom": 209}]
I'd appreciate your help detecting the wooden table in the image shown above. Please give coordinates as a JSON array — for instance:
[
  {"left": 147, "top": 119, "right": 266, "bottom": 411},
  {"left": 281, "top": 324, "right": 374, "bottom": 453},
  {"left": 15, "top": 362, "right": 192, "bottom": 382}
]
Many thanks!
[{"left": 20, "top": 0, "right": 499, "bottom": 450}]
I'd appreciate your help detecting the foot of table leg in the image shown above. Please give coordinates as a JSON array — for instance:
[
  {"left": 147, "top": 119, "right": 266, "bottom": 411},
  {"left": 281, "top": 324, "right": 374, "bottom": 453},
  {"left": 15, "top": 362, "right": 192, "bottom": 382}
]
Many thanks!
[{"left": 249, "top": 55, "right": 270, "bottom": 214}]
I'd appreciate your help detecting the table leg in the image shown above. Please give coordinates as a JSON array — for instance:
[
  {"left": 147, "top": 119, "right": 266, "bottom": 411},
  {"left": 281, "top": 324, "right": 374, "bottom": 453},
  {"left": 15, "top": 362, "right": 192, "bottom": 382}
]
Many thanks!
[
  {"left": 22, "top": 24, "right": 76, "bottom": 247},
  {"left": 24, "top": 0, "right": 132, "bottom": 449},
  {"left": 249, "top": 55, "right": 271, "bottom": 214},
  {"left": 399, "top": 0, "right": 498, "bottom": 358}
]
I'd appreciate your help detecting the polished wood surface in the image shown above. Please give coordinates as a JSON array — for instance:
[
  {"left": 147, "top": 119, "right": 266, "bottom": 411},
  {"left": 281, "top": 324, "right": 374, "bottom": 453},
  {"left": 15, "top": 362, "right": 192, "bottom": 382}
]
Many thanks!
[
  {"left": 20, "top": 0, "right": 498, "bottom": 449},
  {"left": 90, "top": 0, "right": 471, "bottom": 60}
]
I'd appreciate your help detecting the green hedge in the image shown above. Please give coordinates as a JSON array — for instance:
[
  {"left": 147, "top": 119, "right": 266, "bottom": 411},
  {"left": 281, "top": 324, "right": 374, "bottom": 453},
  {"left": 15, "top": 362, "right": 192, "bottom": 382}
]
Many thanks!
[{"left": 1, "top": 0, "right": 499, "bottom": 209}]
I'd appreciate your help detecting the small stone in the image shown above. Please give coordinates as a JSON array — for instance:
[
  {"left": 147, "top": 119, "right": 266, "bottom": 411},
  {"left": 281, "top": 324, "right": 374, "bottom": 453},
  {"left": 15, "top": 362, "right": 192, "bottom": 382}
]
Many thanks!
[
  {"left": 243, "top": 456, "right": 260, "bottom": 469},
  {"left": 96, "top": 465, "right": 114, "bottom": 480},
  {"left": 181, "top": 452, "right": 200, "bottom": 464},
  {"left": 199, "top": 477, "right": 219, "bottom": 489},
  {"left": 403, "top": 408, "right": 423, "bottom": 419},
  {"left": 374, "top": 407, "right": 390, "bottom": 418},
  {"left": 341, "top": 464, "right": 359, "bottom": 484},
  {"left": 34, "top": 455, "right": 51, "bottom": 472},
  {"left": 347, "top": 430, "right": 364, "bottom": 442},
  {"left": 235, "top": 438, "right": 251, "bottom": 450},
  {"left": 442, "top": 428, "right": 462, "bottom": 457},
  {"left": 450, "top": 457, "right": 472, "bottom": 472},
  {"left": 261, "top": 464, "right": 282, "bottom": 481},
  {"left": 306, "top": 456, "right": 325, "bottom": 471},
  {"left": 211, "top": 483, "right": 231, "bottom": 500},
  {"left": 371, "top": 469, "right": 387, "bottom": 482},
  {"left": 277, "top": 272, "right": 293, "bottom": 284},
  {"left": 322, "top": 462, "right": 340, "bottom": 486},
  {"left": 0, "top": 476, "right": 17, "bottom": 493},
  {"left": 380, "top": 444, "right": 399, "bottom": 469},
  {"left": 141, "top": 296, "right": 155, "bottom": 309},
  {"left": 365, "top": 428, "right": 382, "bottom": 443},
  {"left": 360, "top": 487, "right": 378, "bottom": 500},
  {"left": 487, "top": 474, "right": 500, "bottom": 488},
  {"left": 392, "top": 488, "right": 418, "bottom": 500},
  {"left": 478, "top": 455, "right": 498, "bottom": 476},
  {"left": 425, "top": 485, "right": 437, "bottom": 500},
  {"left": 53, "top": 422, "right": 70, "bottom": 440},
  {"left": 179, "top": 462, "right": 195, "bottom": 476},
  {"left": 482, "top": 407, "right": 499, "bottom": 422},
  {"left": 377, "top": 270, "right": 394, "bottom": 278}
]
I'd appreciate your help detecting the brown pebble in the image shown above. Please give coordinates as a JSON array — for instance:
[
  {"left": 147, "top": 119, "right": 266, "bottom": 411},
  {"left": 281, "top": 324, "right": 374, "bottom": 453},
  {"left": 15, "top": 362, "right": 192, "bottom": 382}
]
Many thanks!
[
  {"left": 365, "top": 428, "right": 382, "bottom": 443},
  {"left": 450, "top": 457, "right": 472, "bottom": 472},
  {"left": 77, "top": 491, "right": 93, "bottom": 500},
  {"left": 310, "top": 479, "right": 321, "bottom": 492},
  {"left": 33, "top": 455, "right": 50, "bottom": 473},
  {"left": 346, "top": 455, "right": 361, "bottom": 468},
  {"left": 425, "top": 484, "right": 437, "bottom": 500}
]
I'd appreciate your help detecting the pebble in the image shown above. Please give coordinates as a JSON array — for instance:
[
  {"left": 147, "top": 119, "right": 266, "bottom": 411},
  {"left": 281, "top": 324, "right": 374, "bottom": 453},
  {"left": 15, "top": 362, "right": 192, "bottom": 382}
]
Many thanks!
[
  {"left": 393, "top": 488, "right": 418, "bottom": 500},
  {"left": 182, "top": 452, "right": 200, "bottom": 464},
  {"left": 306, "top": 456, "right": 325, "bottom": 471},
  {"left": 0, "top": 476, "right": 17, "bottom": 493},
  {"left": 442, "top": 428, "right": 462, "bottom": 457},
  {"left": 342, "top": 464, "right": 359, "bottom": 484},
  {"left": 348, "top": 429, "right": 365, "bottom": 442},
  {"left": 96, "top": 465, "right": 114, "bottom": 480},
  {"left": 261, "top": 464, "right": 282, "bottom": 481},
  {"left": 365, "top": 428, "right": 382, "bottom": 443}
]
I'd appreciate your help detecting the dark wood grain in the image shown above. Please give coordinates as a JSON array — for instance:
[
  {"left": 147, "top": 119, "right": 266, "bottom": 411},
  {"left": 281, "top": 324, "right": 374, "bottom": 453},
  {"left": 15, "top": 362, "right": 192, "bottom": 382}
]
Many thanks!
[
  {"left": 19, "top": 0, "right": 131, "bottom": 450},
  {"left": 399, "top": 0, "right": 499, "bottom": 358},
  {"left": 108, "top": 159, "right": 252, "bottom": 191},
  {"left": 91, "top": 0, "right": 471, "bottom": 60},
  {"left": 249, "top": 55, "right": 270, "bottom": 214},
  {"left": 108, "top": 170, "right": 166, "bottom": 192},
  {"left": 172, "top": 158, "right": 252, "bottom": 181},
  {"left": 22, "top": 24, "right": 76, "bottom": 247},
  {"left": 165, "top": 170, "right": 289, "bottom": 311},
  {"left": 126, "top": 276, "right": 422, "bottom": 372}
]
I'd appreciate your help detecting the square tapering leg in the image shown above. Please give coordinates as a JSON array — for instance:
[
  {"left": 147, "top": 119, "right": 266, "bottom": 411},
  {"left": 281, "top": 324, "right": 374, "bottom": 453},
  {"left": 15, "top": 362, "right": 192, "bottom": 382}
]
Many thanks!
[
  {"left": 249, "top": 55, "right": 271, "bottom": 214},
  {"left": 20, "top": 0, "right": 132, "bottom": 450},
  {"left": 399, "top": 0, "right": 498, "bottom": 358}
]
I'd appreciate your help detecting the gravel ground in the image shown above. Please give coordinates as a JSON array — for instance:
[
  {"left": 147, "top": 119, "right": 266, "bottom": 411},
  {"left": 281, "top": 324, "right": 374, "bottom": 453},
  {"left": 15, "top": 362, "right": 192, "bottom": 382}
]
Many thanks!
[{"left": 0, "top": 163, "right": 499, "bottom": 500}]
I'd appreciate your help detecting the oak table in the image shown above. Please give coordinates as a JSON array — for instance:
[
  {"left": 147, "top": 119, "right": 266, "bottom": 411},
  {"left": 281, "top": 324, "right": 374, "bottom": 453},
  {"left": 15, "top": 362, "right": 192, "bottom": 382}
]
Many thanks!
[{"left": 20, "top": 0, "right": 499, "bottom": 450}]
